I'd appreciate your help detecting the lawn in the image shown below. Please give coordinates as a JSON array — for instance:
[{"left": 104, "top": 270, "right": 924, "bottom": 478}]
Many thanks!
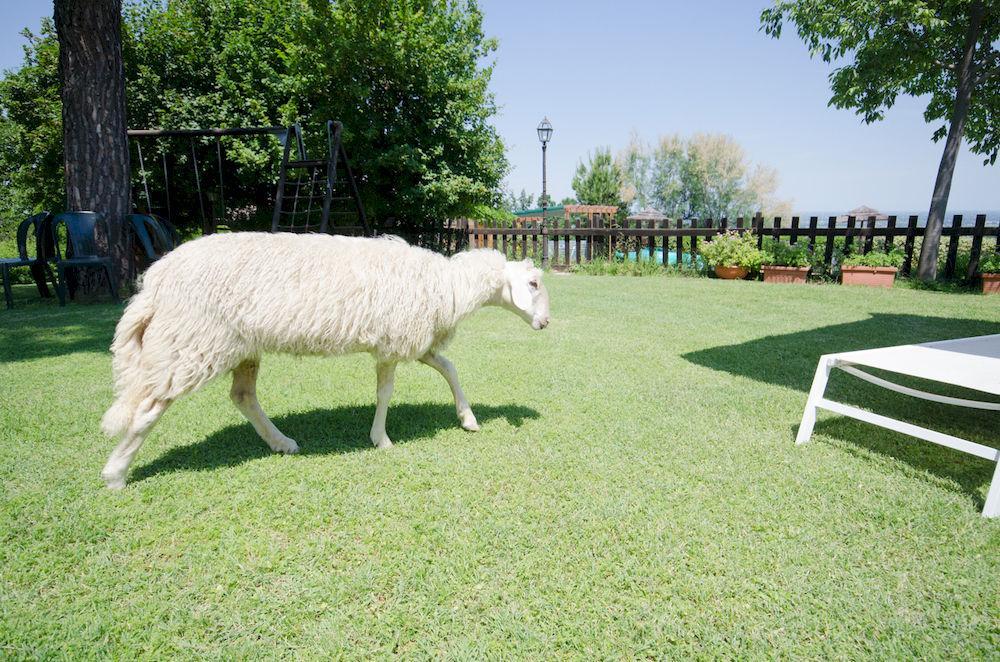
[{"left": 1, "top": 275, "right": 999, "bottom": 658}]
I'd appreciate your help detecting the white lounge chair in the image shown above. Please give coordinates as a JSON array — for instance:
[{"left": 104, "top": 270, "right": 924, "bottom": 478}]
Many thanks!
[{"left": 796, "top": 333, "right": 1000, "bottom": 518}]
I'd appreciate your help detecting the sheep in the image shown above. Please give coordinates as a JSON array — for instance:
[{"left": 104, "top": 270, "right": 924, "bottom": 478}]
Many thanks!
[{"left": 99, "top": 232, "right": 550, "bottom": 489}]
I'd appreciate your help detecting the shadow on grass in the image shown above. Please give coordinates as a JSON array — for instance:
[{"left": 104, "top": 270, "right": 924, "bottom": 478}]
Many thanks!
[
  {"left": 0, "top": 293, "right": 120, "bottom": 361},
  {"left": 683, "top": 313, "right": 1000, "bottom": 510},
  {"left": 807, "top": 418, "right": 996, "bottom": 510},
  {"left": 130, "top": 402, "right": 539, "bottom": 484},
  {"left": 682, "top": 313, "right": 1000, "bottom": 393}
]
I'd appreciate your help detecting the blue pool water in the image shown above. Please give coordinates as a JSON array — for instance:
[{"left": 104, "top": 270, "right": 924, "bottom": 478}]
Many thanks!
[{"left": 616, "top": 248, "right": 704, "bottom": 268}]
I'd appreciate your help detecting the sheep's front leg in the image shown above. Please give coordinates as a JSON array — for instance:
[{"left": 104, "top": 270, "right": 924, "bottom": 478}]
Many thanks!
[
  {"left": 371, "top": 361, "right": 397, "bottom": 449},
  {"left": 419, "top": 352, "right": 478, "bottom": 431},
  {"left": 230, "top": 360, "right": 299, "bottom": 454}
]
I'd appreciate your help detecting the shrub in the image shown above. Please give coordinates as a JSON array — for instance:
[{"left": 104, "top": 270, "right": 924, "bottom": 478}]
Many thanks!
[
  {"left": 762, "top": 240, "right": 812, "bottom": 268},
  {"left": 700, "top": 231, "right": 765, "bottom": 270},
  {"left": 980, "top": 252, "right": 1000, "bottom": 274},
  {"left": 842, "top": 249, "right": 905, "bottom": 269}
]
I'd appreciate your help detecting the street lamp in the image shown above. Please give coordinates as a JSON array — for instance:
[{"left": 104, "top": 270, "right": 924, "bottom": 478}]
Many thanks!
[{"left": 537, "top": 117, "right": 553, "bottom": 216}]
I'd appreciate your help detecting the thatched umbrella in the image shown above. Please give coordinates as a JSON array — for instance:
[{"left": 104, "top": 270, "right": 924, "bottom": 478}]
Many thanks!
[
  {"left": 627, "top": 206, "right": 667, "bottom": 223},
  {"left": 837, "top": 205, "right": 888, "bottom": 224}
]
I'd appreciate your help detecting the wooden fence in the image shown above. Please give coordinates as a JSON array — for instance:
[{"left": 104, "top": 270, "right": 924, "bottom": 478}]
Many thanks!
[{"left": 464, "top": 213, "right": 1000, "bottom": 280}]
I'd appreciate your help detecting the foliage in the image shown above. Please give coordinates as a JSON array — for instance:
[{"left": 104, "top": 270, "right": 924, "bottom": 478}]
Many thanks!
[
  {"left": 978, "top": 251, "right": 1000, "bottom": 273},
  {"left": 571, "top": 148, "right": 624, "bottom": 207},
  {"left": 762, "top": 239, "right": 812, "bottom": 268},
  {"left": 503, "top": 188, "right": 535, "bottom": 213},
  {"left": 572, "top": 257, "right": 697, "bottom": 277},
  {"left": 0, "top": 0, "right": 508, "bottom": 227},
  {"left": 700, "top": 230, "right": 765, "bottom": 270},
  {"left": 761, "top": 1, "right": 1000, "bottom": 165},
  {"left": 0, "top": 21, "right": 64, "bottom": 220},
  {"left": 842, "top": 249, "right": 905, "bottom": 269},
  {"left": 618, "top": 132, "right": 792, "bottom": 220},
  {"left": 3, "top": 279, "right": 1000, "bottom": 658}
]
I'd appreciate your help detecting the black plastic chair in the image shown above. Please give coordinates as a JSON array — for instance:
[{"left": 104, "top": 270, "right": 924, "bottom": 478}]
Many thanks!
[
  {"left": 51, "top": 211, "right": 120, "bottom": 305},
  {"left": 125, "top": 214, "right": 174, "bottom": 263},
  {"left": 0, "top": 211, "right": 59, "bottom": 309}
]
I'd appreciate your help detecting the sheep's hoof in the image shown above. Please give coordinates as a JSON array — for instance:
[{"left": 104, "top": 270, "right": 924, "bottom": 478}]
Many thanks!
[
  {"left": 270, "top": 436, "right": 299, "bottom": 454},
  {"left": 460, "top": 413, "right": 480, "bottom": 432},
  {"left": 102, "top": 473, "right": 127, "bottom": 490},
  {"left": 372, "top": 437, "right": 394, "bottom": 449}
]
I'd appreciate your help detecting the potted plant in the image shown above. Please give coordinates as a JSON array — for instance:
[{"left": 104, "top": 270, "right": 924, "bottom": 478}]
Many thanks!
[
  {"left": 761, "top": 240, "right": 811, "bottom": 284},
  {"left": 979, "top": 253, "right": 1000, "bottom": 295},
  {"left": 840, "top": 249, "right": 904, "bottom": 288},
  {"left": 701, "top": 231, "right": 764, "bottom": 279}
]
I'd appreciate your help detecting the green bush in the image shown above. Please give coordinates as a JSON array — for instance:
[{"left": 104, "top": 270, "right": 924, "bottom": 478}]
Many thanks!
[
  {"left": 842, "top": 249, "right": 905, "bottom": 269},
  {"left": 762, "top": 240, "right": 812, "bottom": 268},
  {"left": 700, "top": 231, "right": 765, "bottom": 270},
  {"left": 979, "top": 252, "right": 1000, "bottom": 274}
]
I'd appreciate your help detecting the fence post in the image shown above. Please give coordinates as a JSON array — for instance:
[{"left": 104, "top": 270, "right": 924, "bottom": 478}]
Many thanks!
[
  {"left": 753, "top": 212, "right": 764, "bottom": 248},
  {"left": 844, "top": 216, "right": 856, "bottom": 254},
  {"left": 863, "top": 216, "right": 876, "bottom": 254},
  {"left": 902, "top": 215, "right": 919, "bottom": 276},
  {"left": 675, "top": 218, "right": 683, "bottom": 266},
  {"left": 541, "top": 224, "right": 549, "bottom": 269},
  {"left": 808, "top": 216, "right": 818, "bottom": 252},
  {"left": 967, "top": 214, "right": 987, "bottom": 280},
  {"left": 885, "top": 215, "right": 897, "bottom": 252},
  {"left": 945, "top": 214, "right": 962, "bottom": 279},
  {"left": 824, "top": 216, "right": 837, "bottom": 268},
  {"left": 790, "top": 216, "right": 800, "bottom": 244}
]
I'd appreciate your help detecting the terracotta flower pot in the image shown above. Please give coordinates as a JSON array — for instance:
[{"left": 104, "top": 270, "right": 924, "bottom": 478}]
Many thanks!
[
  {"left": 762, "top": 265, "right": 810, "bottom": 284},
  {"left": 982, "top": 273, "right": 1000, "bottom": 295},
  {"left": 714, "top": 265, "right": 748, "bottom": 280},
  {"left": 841, "top": 266, "right": 897, "bottom": 288}
]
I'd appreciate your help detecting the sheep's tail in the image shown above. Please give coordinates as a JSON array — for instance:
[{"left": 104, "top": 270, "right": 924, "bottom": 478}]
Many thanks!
[{"left": 100, "top": 291, "right": 155, "bottom": 437}]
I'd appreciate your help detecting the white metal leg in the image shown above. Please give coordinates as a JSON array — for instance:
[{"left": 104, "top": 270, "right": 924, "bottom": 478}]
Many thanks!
[
  {"left": 796, "top": 356, "right": 833, "bottom": 445},
  {"left": 983, "top": 460, "right": 1000, "bottom": 518}
]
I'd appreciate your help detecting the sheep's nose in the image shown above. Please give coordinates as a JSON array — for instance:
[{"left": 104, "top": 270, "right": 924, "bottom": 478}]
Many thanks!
[{"left": 539, "top": 317, "right": 550, "bottom": 329}]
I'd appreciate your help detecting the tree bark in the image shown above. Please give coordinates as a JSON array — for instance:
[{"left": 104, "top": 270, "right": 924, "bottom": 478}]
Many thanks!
[
  {"left": 54, "top": 0, "right": 131, "bottom": 283},
  {"left": 917, "top": 1, "right": 983, "bottom": 281}
]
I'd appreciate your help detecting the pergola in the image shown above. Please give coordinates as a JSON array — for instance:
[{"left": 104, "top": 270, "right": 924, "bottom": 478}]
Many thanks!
[{"left": 514, "top": 204, "right": 619, "bottom": 226}]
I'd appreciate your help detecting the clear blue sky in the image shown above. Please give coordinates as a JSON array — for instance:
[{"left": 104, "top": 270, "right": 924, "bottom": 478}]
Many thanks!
[{"left": 2, "top": 0, "right": 996, "bottom": 213}]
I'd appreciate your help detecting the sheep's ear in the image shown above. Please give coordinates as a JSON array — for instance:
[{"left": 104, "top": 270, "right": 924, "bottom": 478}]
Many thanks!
[{"left": 511, "top": 276, "right": 533, "bottom": 311}]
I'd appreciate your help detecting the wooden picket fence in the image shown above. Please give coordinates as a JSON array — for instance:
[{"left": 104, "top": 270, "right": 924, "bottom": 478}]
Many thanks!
[{"left": 464, "top": 213, "right": 1000, "bottom": 280}]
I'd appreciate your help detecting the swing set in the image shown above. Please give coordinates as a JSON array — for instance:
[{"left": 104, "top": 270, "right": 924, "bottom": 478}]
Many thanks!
[{"left": 127, "top": 120, "right": 369, "bottom": 236}]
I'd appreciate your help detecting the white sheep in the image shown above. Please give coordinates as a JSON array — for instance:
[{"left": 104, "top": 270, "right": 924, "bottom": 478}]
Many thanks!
[{"left": 100, "top": 232, "right": 550, "bottom": 488}]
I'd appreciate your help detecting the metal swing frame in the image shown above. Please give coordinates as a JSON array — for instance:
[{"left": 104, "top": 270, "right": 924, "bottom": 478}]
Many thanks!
[{"left": 126, "top": 121, "right": 368, "bottom": 236}]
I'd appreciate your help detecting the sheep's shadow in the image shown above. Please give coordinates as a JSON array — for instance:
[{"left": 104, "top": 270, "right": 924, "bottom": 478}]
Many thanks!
[{"left": 130, "top": 402, "right": 539, "bottom": 483}]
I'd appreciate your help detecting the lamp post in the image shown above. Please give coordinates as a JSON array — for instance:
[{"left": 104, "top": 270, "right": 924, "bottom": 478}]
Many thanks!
[{"left": 536, "top": 117, "right": 553, "bottom": 216}]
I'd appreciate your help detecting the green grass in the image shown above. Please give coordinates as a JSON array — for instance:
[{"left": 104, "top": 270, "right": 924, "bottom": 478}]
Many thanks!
[{"left": 1, "top": 276, "right": 999, "bottom": 658}]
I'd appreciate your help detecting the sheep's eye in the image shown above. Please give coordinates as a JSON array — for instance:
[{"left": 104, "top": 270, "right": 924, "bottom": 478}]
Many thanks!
[{"left": 529, "top": 280, "right": 538, "bottom": 289}]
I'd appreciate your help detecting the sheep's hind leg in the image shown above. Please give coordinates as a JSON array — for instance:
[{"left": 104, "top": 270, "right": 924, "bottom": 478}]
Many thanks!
[
  {"left": 419, "top": 352, "right": 478, "bottom": 431},
  {"left": 101, "top": 397, "right": 172, "bottom": 489},
  {"left": 370, "top": 361, "right": 397, "bottom": 449},
  {"left": 230, "top": 359, "right": 299, "bottom": 454}
]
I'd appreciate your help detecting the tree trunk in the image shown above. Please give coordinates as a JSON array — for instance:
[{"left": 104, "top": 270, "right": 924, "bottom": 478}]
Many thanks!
[
  {"left": 54, "top": 0, "right": 131, "bottom": 285},
  {"left": 917, "top": 2, "right": 983, "bottom": 281}
]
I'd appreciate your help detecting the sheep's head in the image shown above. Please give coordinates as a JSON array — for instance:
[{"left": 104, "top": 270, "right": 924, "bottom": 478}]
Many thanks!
[{"left": 500, "top": 259, "right": 550, "bottom": 330}]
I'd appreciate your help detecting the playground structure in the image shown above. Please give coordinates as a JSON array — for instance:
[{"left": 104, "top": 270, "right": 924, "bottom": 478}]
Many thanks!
[{"left": 127, "top": 121, "right": 369, "bottom": 237}]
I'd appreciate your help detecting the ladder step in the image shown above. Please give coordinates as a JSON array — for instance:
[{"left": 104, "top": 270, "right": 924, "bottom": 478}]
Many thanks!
[{"left": 285, "top": 159, "right": 327, "bottom": 168}]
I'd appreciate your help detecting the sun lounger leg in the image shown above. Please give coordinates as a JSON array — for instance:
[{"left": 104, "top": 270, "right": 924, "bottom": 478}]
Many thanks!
[
  {"left": 983, "top": 459, "right": 1000, "bottom": 518},
  {"left": 797, "top": 356, "right": 833, "bottom": 445}
]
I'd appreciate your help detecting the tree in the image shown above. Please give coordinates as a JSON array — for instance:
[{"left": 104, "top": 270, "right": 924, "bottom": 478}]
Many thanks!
[
  {"left": 54, "top": 0, "right": 131, "bottom": 279},
  {"left": 1, "top": 0, "right": 507, "bottom": 231},
  {"left": 761, "top": 1, "right": 1000, "bottom": 281},
  {"left": 618, "top": 133, "right": 791, "bottom": 220},
  {"left": 503, "top": 188, "right": 535, "bottom": 212},
  {"left": 571, "top": 148, "right": 624, "bottom": 207}
]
